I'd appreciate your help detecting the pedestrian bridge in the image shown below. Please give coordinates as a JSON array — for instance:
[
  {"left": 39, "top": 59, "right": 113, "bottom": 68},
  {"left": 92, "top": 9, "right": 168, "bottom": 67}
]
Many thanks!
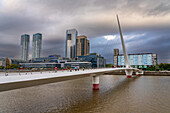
[
  {"left": 0, "top": 68, "right": 142, "bottom": 92},
  {"left": 0, "top": 15, "right": 143, "bottom": 91}
]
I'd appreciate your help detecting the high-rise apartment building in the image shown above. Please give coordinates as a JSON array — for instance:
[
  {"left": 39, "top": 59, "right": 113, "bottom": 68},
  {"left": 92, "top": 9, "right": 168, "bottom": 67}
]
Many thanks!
[
  {"left": 65, "top": 29, "right": 78, "bottom": 58},
  {"left": 114, "top": 49, "right": 119, "bottom": 56},
  {"left": 21, "top": 34, "right": 30, "bottom": 61},
  {"left": 113, "top": 49, "right": 119, "bottom": 66},
  {"left": 87, "top": 40, "right": 90, "bottom": 55},
  {"left": 76, "top": 35, "right": 90, "bottom": 56},
  {"left": 32, "top": 33, "right": 42, "bottom": 59}
]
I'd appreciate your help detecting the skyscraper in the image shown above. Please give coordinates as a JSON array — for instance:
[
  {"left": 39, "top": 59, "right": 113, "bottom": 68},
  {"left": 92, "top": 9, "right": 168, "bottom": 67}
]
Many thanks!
[
  {"left": 113, "top": 49, "right": 119, "bottom": 66},
  {"left": 76, "top": 35, "right": 90, "bottom": 56},
  {"left": 65, "top": 29, "right": 78, "bottom": 58},
  {"left": 114, "top": 49, "right": 119, "bottom": 56},
  {"left": 21, "top": 34, "right": 30, "bottom": 61},
  {"left": 32, "top": 33, "right": 42, "bottom": 59},
  {"left": 86, "top": 39, "right": 90, "bottom": 55}
]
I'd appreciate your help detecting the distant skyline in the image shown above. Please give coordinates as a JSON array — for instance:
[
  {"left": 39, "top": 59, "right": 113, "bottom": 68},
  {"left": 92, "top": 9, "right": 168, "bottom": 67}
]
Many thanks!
[{"left": 0, "top": 0, "right": 170, "bottom": 63}]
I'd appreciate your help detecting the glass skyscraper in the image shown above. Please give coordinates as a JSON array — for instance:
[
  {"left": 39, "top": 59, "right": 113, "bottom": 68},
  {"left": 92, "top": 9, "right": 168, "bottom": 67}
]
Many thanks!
[
  {"left": 21, "top": 34, "right": 30, "bottom": 61},
  {"left": 65, "top": 29, "right": 78, "bottom": 58},
  {"left": 32, "top": 33, "right": 42, "bottom": 59}
]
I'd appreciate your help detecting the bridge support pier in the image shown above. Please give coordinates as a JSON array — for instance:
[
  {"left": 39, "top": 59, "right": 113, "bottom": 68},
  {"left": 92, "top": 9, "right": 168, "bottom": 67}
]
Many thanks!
[
  {"left": 92, "top": 75, "right": 99, "bottom": 90},
  {"left": 125, "top": 70, "right": 133, "bottom": 78},
  {"left": 136, "top": 71, "right": 144, "bottom": 76},
  {"left": 136, "top": 72, "right": 139, "bottom": 76}
]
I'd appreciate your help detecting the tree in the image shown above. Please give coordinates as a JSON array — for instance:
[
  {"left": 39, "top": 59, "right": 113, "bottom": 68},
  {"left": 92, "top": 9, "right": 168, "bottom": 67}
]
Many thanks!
[
  {"left": 158, "top": 63, "right": 170, "bottom": 71},
  {"left": 146, "top": 66, "right": 155, "bottom": 71},
  {"left": 106, "top": 64, "right": 114, "bottom": 68},
  {"left": 0, "top": 66, "right": 4, "bottom": 69},
  {"left": 6, "top": 57, "right": 10, "bottom": 69},
  {"left": 9, "top": 64, "right": 19, "bottom": 69}
]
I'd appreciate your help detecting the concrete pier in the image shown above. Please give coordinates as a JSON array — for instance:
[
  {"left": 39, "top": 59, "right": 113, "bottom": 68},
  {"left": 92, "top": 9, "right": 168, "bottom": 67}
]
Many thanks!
[
  {"left": 125, "top": 70, "right": 133, "bottom": 78},
  {"left": 92, "top": 75, "right": 99, "bottom": 90}
]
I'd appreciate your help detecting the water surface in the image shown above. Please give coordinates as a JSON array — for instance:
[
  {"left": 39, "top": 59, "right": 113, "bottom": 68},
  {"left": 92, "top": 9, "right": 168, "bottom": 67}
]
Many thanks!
[{"left": 0, "top": 75, "right": 169, "bottom": 113}]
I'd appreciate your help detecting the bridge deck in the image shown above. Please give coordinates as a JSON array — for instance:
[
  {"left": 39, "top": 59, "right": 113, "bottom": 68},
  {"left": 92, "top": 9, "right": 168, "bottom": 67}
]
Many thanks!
[
  {"left": 0, "top": 68, "right": 125, "bottom": 83},
  {"left": 0, "top": 68, "right": 139, "bottom": 92}
]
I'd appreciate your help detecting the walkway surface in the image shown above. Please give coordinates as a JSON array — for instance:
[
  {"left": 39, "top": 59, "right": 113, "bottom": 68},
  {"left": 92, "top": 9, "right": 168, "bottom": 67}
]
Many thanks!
[
  {"left": 0, "top": 68, "right": 123, "bottom": 84},
  {"left": 0, "top": 68, "right": 139, "bottom": 92}
]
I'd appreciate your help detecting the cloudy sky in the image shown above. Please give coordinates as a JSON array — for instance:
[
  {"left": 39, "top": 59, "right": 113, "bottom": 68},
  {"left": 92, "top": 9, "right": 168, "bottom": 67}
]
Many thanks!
[{"left": 0, "top": 0, "right": 170, "bottom": 63}]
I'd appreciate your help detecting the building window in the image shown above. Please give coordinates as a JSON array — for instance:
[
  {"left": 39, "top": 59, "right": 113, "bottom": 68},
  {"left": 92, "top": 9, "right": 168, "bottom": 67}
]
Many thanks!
[
  {"left": 67, "top": 34, "right": 72, "bottom": 40},
  {"left": 80, "top": 38, "right": 85, "bottom": 55}
]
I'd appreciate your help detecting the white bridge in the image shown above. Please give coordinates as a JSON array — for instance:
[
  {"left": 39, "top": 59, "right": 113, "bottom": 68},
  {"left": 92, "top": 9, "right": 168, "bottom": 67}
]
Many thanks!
[
  {"left": 0, "top": 15, "right": 142, "bottom": 91},
  {"left": 0, "top": 68, "right": 142, "bottom": 92}
]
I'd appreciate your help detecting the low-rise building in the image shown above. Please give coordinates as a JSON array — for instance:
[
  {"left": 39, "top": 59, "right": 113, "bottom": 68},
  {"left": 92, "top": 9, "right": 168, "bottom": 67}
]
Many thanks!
[
  {"left": 64, "top": 62, "right": 91, "bottom": 69},
  {"left": 0, "top": 58, "right": 7, "bottom": 67},
  {"left": 10, "top": 59, "right": 27, "bottom": 65},
  {"left": 19, "top": 63, "right": 61, "bottom": 69},
  {"left": 78, "top": 53, "right": 106, "bottom": 68},
  {"left": 113, "top": 49, "right": 157, "bottom": 68},
  {"left": 0, "top": 58, "right": 26, "bottom": 69},
  {"left": 19, "top": 55, "right": 92, "bottom": 69}
]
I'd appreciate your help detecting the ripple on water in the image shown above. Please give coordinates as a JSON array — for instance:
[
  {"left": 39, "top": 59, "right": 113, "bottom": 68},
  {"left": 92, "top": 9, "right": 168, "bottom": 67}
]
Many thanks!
[{"left": 0, "top": 75, "right": 169, "bottom": 113}]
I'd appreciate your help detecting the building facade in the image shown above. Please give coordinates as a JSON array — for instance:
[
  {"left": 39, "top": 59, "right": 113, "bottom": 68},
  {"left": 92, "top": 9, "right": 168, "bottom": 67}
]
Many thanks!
[
  {"left": 19, "top": 55, "right": 91, "bottom": 69},
  {"left": 87, "top": 40, "right": 90, "bottom": 55},
  {"left": 10, "top": 59, "right": 27, "bottom": 65},
  {"left": 64, "top": 62, "right": 91, "bottom": 69},
  {"left": 20, "top": 63, "right": 61, "bottom": 69},
  {"left": 0, "top": 58, "right": 26, "bottom": 69},
  {"left": 21, "top": 34, "right": 30, "bottom": 61},
  {"left": 76, "top": 35, "right": 90, "bottom": 56},
  {"left": 113, "top": 49, "right": 157, "bottom": 68},
  {"left": 113, "top": 49, "right": 119, "bottom": 66},
  {"left": 32, "top": 33, "right": 42, "bottom": 59},
  {"left": 114, "top": 49, "right": 119, "bottom": 56},
  {"left": 0, "top": 58, "right": 7, "bottom": 67},
  {"left": 65, "top": 29, "right": 78, "bottom": 59},
  {"left": 78, "top": 53, "right": 106, "bottom": 68},
  {"left": 20, "top": 55, "right": 65, "bottom": 69}
]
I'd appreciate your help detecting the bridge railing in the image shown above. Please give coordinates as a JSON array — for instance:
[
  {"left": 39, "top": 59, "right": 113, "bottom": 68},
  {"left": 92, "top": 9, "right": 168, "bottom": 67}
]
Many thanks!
[{"left": 0, "top": 68, "right": 100, "bottom": 76}]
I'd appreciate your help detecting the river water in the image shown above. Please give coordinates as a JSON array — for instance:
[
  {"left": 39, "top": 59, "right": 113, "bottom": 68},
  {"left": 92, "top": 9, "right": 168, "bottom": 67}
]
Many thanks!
[{"left": 0, "top": 75, "right": 169, "bottom": 113}]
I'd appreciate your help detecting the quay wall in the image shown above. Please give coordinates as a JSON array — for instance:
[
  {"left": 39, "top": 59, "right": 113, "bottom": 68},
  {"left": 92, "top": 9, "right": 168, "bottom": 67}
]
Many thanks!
[{"left": 105, "top": 71, "right": 170, "bottom": 76}]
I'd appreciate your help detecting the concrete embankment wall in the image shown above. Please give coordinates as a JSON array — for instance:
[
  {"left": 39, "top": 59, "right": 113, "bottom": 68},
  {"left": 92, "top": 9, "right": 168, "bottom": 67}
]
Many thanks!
[
  {"left": 143, "top": 71, "right": 170, "bottom": 76},
  {"left": 104, "top": 71, "right": 170, "bottom": 76}
]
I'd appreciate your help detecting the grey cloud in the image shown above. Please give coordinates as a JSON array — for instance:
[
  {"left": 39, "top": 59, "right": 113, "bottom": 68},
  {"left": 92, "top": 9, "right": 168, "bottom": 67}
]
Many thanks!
[
  {"left": 90, "top": 29, "right": 170, "bottom": 63},
  {"left": 77, "top": 23, "right": 115, "bottom": 38},
  {"left": 0, "top": 15, "right": 43, "bottom": 34},
  {"left": 43, "top": 39, "right": 65, "bottom": 57},
  {"left": 126, "top": 32, "right": 170, "bottom": 63},
  {"left": 0, "top": 43, "right": 20, "bottom": 58},
  {"left": 42, "top": 37, "right": 65, "bottom": 57},
  {"left": 25, "top": 0, "right": 93, "bottom": 16},
  {"left": 147, "top": 3, "right": 170, "bottom": 16}
]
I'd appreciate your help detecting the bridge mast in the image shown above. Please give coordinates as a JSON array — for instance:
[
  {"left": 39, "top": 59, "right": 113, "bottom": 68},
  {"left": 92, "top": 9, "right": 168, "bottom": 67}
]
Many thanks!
[{"left": 116, "top": 15, "right": 130, "bottom": 68}]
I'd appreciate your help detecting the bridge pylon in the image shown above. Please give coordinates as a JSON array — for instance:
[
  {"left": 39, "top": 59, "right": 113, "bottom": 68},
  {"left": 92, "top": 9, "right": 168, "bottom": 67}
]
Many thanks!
[{"left": 116, "top": 15, "right": 134, "bottom": 78}]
